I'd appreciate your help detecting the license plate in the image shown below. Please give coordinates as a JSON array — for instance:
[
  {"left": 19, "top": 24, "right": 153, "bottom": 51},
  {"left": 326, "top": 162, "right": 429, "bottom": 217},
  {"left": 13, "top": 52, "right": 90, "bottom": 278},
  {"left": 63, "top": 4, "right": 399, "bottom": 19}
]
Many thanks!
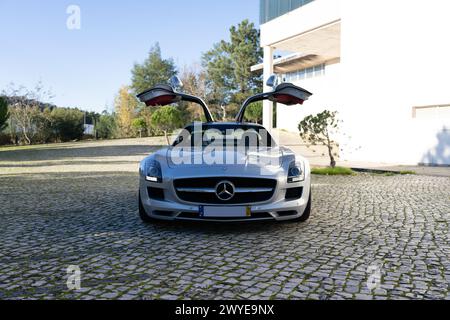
[{"left": 200, "top": 206, "right": 251, "bottom": 218}]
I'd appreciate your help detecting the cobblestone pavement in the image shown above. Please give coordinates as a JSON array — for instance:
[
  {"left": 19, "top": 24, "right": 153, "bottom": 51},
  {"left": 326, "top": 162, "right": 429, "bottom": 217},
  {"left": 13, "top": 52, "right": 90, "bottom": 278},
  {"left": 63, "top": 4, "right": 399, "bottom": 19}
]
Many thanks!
[{"left": 0, "top": 141, "right": 449, "bottom": 300}]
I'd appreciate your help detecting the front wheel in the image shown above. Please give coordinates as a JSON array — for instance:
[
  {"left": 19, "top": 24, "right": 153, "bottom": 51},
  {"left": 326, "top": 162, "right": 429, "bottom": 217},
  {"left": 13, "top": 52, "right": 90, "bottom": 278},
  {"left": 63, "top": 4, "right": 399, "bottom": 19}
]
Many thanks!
[
  {"left": 292, "top": 190, "right": 312, "bottom": 223},
  {"left": 138, "top": 192, "right": 155, "bottom": 223}
]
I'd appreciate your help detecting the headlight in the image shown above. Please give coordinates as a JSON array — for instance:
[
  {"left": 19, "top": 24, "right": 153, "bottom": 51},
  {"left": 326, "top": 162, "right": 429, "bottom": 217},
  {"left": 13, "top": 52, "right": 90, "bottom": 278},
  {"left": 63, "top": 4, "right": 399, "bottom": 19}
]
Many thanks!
[
  {"left": 144, "top": 160, "right": 162, "bottom": 183},
  {"left": 288, "top": 160, "right": 305, "bottom": 183}
]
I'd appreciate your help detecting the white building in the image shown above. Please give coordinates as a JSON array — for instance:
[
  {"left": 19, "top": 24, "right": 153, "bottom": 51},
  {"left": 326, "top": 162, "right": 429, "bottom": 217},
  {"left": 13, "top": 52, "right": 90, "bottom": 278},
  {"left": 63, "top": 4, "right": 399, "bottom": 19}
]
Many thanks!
[
  {"left": 84, "top": 124, "right": 95, "bottom": 135},
  {"left": 254, "top": 0, "right": 450, "bottom": 166}
]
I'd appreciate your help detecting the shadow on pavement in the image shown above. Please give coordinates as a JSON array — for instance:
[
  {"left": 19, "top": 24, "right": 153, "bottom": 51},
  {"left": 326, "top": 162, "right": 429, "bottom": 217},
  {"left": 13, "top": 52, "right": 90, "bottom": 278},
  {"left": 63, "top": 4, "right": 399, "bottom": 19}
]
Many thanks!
[{"left": 0, "top": 144, "right": 162, "bottom": 162}]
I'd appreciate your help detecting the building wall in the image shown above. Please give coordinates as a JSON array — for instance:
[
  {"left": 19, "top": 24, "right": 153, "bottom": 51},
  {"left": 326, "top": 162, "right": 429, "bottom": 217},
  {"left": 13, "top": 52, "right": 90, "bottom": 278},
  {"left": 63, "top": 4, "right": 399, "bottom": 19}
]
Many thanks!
[
  {"left": 266, "top": 0, "right": 450, "bottom": 165},
  {"left": 277, "top": 60, "right": 341, "bottom": 132},
  {"left": 339, "top": 0, "right": 450, "bottom": 165}
]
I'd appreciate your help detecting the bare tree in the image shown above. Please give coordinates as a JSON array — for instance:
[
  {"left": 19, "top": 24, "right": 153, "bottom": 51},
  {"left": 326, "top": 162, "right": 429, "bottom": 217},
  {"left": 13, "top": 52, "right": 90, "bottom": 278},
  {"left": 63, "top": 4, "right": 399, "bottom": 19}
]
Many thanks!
[
  {"left": 179, "top": 64, "right": 209, "bottom": 122},
  {"left": 3, "top": 82, "right": 54, "bottom": 145}
]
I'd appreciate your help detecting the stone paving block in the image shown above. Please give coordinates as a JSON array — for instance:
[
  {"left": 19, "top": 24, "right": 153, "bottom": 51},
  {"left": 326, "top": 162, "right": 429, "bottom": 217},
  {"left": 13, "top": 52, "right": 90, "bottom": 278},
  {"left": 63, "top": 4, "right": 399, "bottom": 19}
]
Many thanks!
[{"left": 0, "top": 161, "right": 448, "bottom": 300}]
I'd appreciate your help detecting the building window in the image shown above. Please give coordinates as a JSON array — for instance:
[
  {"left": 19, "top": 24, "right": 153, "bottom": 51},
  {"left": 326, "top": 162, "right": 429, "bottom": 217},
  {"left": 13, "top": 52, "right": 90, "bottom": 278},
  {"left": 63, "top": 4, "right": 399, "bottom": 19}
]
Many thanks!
[
  {"left": 314, "top": 64, "right": 324, "bottom": 76},
  {"left": 283, "top": 64, "right": 325, "bottom": 82},
  {"left": 260, "top": 0, "right": 315, "bottom": 24}
]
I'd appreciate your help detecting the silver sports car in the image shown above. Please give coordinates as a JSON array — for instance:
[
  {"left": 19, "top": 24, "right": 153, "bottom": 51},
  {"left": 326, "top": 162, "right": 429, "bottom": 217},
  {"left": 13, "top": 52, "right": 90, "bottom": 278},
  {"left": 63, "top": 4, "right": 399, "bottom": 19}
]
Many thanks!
[{"left": 137, "top": 76, "right": 313, "bottom": 223}]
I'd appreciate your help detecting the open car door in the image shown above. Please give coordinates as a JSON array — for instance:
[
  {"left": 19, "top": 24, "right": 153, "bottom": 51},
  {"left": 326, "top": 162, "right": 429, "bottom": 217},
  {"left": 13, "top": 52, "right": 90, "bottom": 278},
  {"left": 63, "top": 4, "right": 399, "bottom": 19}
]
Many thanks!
[
  {"left": 137, "top": 82, "right": 215, "bottom": 123},
  {"left": 235, "top": 81, "right": 313, "bottom": 123}
]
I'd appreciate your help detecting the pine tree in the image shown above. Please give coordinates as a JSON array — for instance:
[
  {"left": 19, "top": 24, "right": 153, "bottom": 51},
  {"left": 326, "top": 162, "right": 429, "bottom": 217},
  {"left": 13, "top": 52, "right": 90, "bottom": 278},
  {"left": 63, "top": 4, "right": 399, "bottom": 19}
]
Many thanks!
[{"left": 131, "top": 43, "right": 177, "bottom": 94}]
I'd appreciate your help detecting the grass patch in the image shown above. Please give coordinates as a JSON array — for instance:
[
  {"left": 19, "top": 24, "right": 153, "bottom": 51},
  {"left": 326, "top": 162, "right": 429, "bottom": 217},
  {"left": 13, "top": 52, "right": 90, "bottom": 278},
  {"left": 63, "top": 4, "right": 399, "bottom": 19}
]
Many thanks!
[
  {"left": 380, "top": 170, "right": 416, "bottom": 176},
  {"left": 311, "top": 166, "right": 356, "bottom": 176},
  {"left": 399, "top": 170, "right": 416, "bottom": 175}
]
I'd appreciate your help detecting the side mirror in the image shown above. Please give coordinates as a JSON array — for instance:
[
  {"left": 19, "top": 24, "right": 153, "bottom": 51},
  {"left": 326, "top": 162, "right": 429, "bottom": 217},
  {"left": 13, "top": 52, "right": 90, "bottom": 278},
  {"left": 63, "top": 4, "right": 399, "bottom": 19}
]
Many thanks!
[
  {"left": 170, "top": 76, "right": 183, "bottom": 91},
  {"left": 266, "top": 74, "right": 278, "bottom": 88}
]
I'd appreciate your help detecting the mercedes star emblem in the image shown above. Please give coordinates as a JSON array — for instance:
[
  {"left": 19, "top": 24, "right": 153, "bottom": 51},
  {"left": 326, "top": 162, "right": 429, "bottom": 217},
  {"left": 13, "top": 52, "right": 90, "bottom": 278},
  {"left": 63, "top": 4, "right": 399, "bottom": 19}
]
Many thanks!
[{"left": 215, "top": 181, "right": 235, "bottom": 201}]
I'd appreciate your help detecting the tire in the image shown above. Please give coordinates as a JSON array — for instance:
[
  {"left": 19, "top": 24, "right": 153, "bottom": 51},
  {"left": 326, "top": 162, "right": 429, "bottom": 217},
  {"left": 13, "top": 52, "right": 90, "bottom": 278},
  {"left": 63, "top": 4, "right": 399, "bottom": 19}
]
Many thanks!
[
  {"left": 292, "top": 190, "right": 312, "bottom": 223},
  {"left": 138, "top": 192, "right": 155, "bottom": 223}
]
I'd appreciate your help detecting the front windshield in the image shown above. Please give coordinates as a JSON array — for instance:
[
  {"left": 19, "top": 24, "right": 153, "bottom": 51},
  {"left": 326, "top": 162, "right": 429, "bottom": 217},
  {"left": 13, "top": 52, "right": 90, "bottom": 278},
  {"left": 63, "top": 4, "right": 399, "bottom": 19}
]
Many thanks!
[{"left": 173, "top": 124, "right": 276, "bottom": 148}]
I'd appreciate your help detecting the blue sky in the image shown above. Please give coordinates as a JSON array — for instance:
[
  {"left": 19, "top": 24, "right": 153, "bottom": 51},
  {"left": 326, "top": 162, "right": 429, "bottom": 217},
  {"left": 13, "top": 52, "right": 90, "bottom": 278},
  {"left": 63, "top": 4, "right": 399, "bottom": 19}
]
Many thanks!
[{"left": 0, "top": 0, "right": 259, "bottom": 112}]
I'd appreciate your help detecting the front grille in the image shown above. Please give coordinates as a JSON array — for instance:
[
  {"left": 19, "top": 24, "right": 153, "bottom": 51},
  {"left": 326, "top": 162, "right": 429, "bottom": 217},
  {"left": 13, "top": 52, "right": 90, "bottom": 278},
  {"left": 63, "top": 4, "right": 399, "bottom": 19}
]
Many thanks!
[{"left": 174, "top": 177, "right": 276, "bottom": 204}]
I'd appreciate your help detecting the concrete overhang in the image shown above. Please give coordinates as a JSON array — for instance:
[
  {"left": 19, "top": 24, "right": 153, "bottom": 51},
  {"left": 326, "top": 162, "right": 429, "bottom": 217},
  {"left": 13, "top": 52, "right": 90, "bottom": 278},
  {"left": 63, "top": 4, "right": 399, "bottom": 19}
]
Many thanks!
[
  {"left": 258, "top": 0, "right": 341, "bottom": 67},
  {"left": 273, "top": 21, "right": 340, "bottom": 59},
  {"left": 260, "top": 0, "right": 341, "bottom": 47},
  {"left": 251, "top": 53, "right": 338, "bottom": 74}
]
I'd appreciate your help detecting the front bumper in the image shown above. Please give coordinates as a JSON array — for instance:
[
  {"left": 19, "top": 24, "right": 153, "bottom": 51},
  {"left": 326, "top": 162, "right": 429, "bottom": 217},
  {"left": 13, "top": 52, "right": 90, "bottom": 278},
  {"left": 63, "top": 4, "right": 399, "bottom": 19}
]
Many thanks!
[
  {"left": 139, "top": 174, "right": 311, "bottom": 222},
  {"left": 140, "top": 196, "right": 309, "bottom": 222}
]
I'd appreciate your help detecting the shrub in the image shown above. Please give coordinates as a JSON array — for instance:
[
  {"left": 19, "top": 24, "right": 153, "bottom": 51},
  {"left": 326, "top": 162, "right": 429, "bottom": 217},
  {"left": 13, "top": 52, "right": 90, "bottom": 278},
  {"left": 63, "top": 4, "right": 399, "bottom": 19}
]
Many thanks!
[
  {"left": 0, "top": 133, "right": 11, "bottom": 146},
  {"left": 244, "top": 102, "right": 263, "bottom": 124},
  {"left": 299, "top": 110, "right": 341, "bottom": 168},
  {"left": 132, "top": 117, "right": 147, "bottom": 138},
  {"left": 151, "top": 106, "right": 183, "bottom": 145},
  {"left": 0, "top": 96, "right": 9, "bottom": 131},
  {"left": 50, "top": 108, "right": 84, "bottom": 142},
  {"left": 96, "top": 114, "right": 117, "bottom": 139}
]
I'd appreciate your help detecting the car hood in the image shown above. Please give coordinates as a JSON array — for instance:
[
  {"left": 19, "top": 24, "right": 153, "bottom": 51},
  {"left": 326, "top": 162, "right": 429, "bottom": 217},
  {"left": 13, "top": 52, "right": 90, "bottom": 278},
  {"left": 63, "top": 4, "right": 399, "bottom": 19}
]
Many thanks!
[{"left": 153, "top": 146, "right": 295, "bottom": 170}]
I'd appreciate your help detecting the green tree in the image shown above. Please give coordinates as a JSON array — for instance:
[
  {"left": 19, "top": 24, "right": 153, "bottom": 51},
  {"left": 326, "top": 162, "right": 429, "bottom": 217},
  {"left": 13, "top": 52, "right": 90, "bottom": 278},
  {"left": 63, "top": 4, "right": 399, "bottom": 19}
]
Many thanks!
[
  {"left": 298, "top": 110, "right": 341, "bottom": 168},
  {"left": 202, "top": 19, "right": 263, "bottom": 113},
  {"left": 202, "top": 41, "right": 234, "bottom": 107},
  {"left": 131, "top": 43, "right": 177, "bottom": 94},
  {"left": 0, "top": 96, "right": 9, "bottom": 131},
  {"left": 50, "top": 108, "right": 84, "bottom": 142},
  {"left": 35, "top": 107, "right": 54, "bottom": 143},
  {"left": 244, "top": 102, "right": 263, "bottom": 124},
  {"left": 132, "top": 117, "right": 147, "bottom": 138},
  {"left": 151, "top": 106, "right": 183, "bottom": 145},
  {"left": 96, "top": 113, "right": 117, "bottom": 139},
  {"left": 228, "top": 20, "right": 263, "bottom": 101},
  {"left": 138, "top": 108, "right": 156, "bottom": 137}
]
